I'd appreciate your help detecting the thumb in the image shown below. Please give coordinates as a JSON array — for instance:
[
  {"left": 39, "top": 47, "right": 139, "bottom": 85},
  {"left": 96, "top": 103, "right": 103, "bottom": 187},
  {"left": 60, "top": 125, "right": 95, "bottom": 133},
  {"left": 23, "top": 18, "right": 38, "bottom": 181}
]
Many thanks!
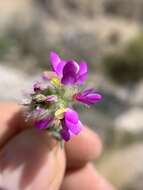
[{"left": 0, "top": 129, "right": 66, "bottom": 190}]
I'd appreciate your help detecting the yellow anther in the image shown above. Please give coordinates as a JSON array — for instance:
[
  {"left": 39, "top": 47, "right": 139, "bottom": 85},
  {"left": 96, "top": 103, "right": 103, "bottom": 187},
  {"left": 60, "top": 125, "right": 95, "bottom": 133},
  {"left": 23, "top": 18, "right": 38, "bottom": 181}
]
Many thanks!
[
  {"left": 55, "top": 108, "right": 66, "bottom": 120},
  {"left": 51, "top": 77, "right": 61, "bottom": 87}
]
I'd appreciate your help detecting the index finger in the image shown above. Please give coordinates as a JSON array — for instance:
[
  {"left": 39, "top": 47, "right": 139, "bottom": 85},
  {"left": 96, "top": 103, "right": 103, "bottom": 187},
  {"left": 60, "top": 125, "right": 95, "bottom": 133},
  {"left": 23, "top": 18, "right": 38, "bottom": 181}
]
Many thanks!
[
  {"left": 0, "top": 102, "right": 29, "bottom": 147},
  {"left": 65, "top": 127, "right": 102, "bottom": 169}
]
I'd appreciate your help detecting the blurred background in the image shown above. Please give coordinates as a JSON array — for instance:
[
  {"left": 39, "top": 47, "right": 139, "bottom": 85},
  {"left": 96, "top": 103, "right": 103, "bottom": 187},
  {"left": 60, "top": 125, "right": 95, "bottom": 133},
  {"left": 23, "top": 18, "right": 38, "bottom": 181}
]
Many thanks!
[{"left": 0, "top": 0, "right": 143, "bottom": 189}]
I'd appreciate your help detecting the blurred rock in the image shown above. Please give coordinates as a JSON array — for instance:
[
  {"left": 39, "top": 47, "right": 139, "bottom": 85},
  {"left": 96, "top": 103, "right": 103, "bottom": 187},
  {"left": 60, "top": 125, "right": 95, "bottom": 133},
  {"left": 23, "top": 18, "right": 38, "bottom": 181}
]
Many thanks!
[
  {"left": 38, "top": 0, "right": 104, "bottom": 18},
  {"left": 38, "top": 0, "right": 143, "bottom": 22},
  {"left": 0, "top": 0, "right": 140, "bottom": 72},
  {"left": 129, "top": 81, "right": 143, "bottom": 107},
  {"left": 79, "top": 108, "right": 116, "bottom": 145},
  {"left": 124, "top": 173, "right": 143, "bottom": 190},
  {"left": 115, "top": 108, "right": 143, "bottom": 134},
  {"left": 103, "top": 0, "right": 143, "bottom": 21},
  {"left": 97, "top": 143, "right": 143, "bottom": 190},
  {"left": 0, "top": 64, "right": 38, "bottom": 101},
  {"left": 0, "top": 0, "right": 39, "bottom": 33},
  {"left": 113, "top": 108, "right": 143, "bottom": 145}
]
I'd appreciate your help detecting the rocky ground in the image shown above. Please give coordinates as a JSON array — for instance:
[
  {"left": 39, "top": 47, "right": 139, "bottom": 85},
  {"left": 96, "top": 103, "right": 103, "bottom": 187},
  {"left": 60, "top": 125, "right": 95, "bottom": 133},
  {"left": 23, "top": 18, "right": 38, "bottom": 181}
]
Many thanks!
[{"left": 97, "top": 143, "right": 143, "bottom": 190}]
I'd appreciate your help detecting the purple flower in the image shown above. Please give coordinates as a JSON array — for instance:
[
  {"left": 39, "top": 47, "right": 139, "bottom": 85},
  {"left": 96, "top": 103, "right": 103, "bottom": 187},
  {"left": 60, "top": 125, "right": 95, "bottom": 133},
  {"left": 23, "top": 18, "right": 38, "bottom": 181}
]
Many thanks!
[
  {"left": 60, "top": 108, "right": 82, "bottom": 141},
  {"left": 50, "top": 51, "right": 88, "bottom": 85},
  {"left": 75, "top": 88, "right": 102, "bottom": 106},
  {"left": 45, "top": 95, "right": 58, "bottom": 103},
  {"left": 33, "top": 82, "right": 42, "bottom": 92},
  {"left": 35, "top": 116, "right": 53, "bottom": 129}
]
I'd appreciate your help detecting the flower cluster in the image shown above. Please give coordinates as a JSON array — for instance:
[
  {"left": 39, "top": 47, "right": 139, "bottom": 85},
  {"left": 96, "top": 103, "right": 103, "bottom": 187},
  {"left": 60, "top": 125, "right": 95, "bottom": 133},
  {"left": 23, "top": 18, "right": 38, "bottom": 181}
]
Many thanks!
[{"left": 24, "top": 51, "right": 102, "bottom": 141}]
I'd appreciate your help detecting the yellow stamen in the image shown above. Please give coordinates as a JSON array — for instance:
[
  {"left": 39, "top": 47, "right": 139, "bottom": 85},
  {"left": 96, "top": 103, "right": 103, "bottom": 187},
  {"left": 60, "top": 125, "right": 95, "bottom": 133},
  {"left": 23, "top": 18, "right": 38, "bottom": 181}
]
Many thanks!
[
  {"left": 55, "top": 107, "right": 66, "bottom": 120},
  {"left": 51, "top": 77, "right": 61, "bottom": 87}
]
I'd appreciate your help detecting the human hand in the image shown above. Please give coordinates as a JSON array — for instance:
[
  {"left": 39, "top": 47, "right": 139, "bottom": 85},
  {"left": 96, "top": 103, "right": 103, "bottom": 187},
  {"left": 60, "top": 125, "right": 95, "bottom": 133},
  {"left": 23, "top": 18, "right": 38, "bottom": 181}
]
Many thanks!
[{"left": 0, "top": 102, "right": 115, "bottom": 190}]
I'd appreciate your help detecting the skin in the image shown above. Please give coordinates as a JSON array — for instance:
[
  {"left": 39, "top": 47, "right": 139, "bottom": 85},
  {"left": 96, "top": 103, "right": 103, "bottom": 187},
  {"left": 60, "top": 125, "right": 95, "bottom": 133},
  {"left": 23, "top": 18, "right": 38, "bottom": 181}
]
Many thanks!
[{"left": 0, "top": 102, "right": 115, "bottom": 190}]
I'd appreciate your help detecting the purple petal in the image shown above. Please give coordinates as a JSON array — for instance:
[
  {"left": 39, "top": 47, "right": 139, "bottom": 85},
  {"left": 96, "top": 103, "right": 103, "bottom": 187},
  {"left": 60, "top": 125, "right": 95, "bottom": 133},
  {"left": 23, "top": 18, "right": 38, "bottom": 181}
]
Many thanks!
[
  {"left": 77, "top": 61, "right": 88, "bottom": 84},
  {"left": 61, "top": 60, "right": 79, "bottom": 85},
  {"left": 65, "top": 119, "right": 81, "bottom": 135},
  {"left": 64, "top": 109, "right": 81, "bottom": 135},
  {"left": 61, "top": 110, "right": 82, "bottom": 139},
  {"left": 50, "top": 51, "right": 61, "bottom": 72},
  {"left": 42, "top": 71, "right": 57, "bottom": 81},
  {"left": 65, "top": 108, "right": 79, "bottom": 124},
  {"left": 35, "top": 116, "right": 53, "bottom": 129},
  {"left": 55, "top": 60, "right": 66, "bottom": 77},
  {"left": 76, "top": 73, "right": 88, "bottom": 85},
  {"left": 61, "top": 72, "right": 77, "bottom": 85},
  {"left": 50, "top": 52, "right": 66, "bottom": 77},
  {"left": 33, "top": 82, "right": 42, "bottom": 92},
  {"left": 78, "top": 61, "right": 88, "bottom": 76},
  {"left": 60, "top": 128, "right": 71, "bottom": 141},
  {"left": 63, "top": 60, "right": 79, "bottom": 74},
  {"left": 45, "top": 95, "right": 57, "bottom": 103},
  {"left": 75, "top": 89, "right": 102, "bottom": 106},
  {"left": 81, "top": 88, "right": 95, "bottom": 96},
  {"left": 42, "top": 72, "right": 50, "bottom": 81}
]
